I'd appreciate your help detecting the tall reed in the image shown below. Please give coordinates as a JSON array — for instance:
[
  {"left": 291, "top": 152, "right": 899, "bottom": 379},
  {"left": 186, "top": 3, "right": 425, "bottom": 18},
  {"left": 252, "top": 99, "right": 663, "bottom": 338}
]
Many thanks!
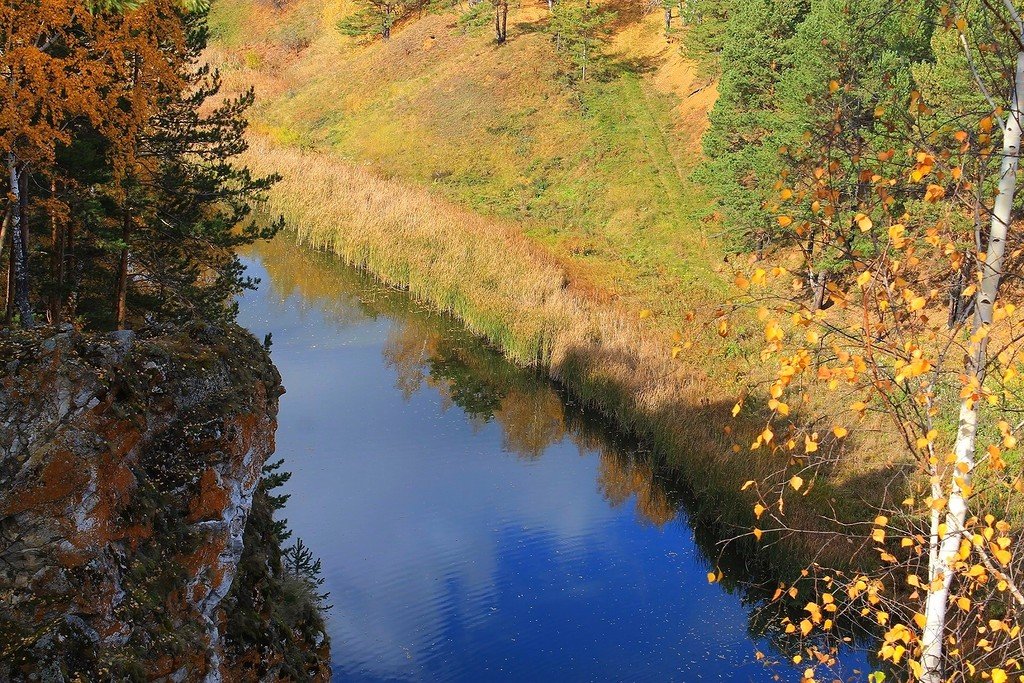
[{"left": 243, "top": 137, "right": 872, "bottom": 568}]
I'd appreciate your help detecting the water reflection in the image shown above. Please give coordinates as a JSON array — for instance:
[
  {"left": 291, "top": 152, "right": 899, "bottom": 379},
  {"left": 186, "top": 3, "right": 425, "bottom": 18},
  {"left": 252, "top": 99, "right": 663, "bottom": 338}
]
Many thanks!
[{"left": 237, "top": 238, "right": 865, "bottom": 682}]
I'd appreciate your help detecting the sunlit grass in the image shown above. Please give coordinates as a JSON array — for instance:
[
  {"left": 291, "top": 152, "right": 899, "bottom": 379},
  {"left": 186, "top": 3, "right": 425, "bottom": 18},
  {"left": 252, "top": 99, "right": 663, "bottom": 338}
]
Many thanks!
[
  {"left": 244, "top": 138, "right": 884, "bottom": 570},
  {"left": 212, "top": 0, "right": 908, "bottom": 566},
  {"left": 210, "top": 0, "right": 722, "bottom": 318}
]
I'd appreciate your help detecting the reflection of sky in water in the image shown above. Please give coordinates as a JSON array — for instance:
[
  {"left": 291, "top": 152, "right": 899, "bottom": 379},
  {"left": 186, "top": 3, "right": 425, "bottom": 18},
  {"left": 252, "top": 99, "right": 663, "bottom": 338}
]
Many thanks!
[{"left": 237, "top": 248, "right": 866, "bottom": 682}]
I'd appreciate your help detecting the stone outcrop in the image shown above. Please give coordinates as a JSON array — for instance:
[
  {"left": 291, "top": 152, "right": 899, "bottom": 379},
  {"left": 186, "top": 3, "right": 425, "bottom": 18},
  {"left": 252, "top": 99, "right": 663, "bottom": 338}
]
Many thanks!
[{"left": 0, "top": 322, "right": 322, "bottom": 680}]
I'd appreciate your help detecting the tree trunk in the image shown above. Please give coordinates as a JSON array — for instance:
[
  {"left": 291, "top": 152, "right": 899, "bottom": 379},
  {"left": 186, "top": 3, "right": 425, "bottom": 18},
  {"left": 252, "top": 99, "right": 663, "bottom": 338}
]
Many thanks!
[
  {"left": 3, "top": 208, "right": 11, "bottom": 325},
  {"left": 64, "top": 216, "right": 77, "bottom": 321},
  {"left": 919, "top": 49, "right": 1024, "bottom": 683},
  {"left": 495, "top": 1, "right": 507, "bottom": 42},
  {"left": 115, "top": 208, "right": 131, "bottom": 330},
  {"left": 0, "top": 206, "right": 9, "bottom": 320},
  {"left": 582, "top": 39, "right": 587, "bottom": 82},
  {"left": 811, "top": 271, "right": 828, "bottom": 311},
  {"left": 7, "top": 152, "right": 32, "bottom": 328},
  {"left": 0, "top": 207, "right": 8, "bottom": 263},
  {"left": 48, "top": 179, "right": 63, "bottom": 325}
]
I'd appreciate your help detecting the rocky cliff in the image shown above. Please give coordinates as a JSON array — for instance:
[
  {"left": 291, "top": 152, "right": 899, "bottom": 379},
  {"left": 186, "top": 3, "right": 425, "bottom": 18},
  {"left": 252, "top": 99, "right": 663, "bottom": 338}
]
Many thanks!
[{"left": 0, "top": 323, "right": 328, "bottom": 681}]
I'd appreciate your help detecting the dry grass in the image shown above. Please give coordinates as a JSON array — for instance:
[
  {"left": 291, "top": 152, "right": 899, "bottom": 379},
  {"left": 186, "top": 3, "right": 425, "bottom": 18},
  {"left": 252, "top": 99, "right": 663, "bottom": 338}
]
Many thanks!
[
  {"left": 210, "top": 0, "right": 916, "bottom": 569},
  {"left": 208, "top": 0, "right": 724, "bottom": 320},
  {"left": 244, "top": 137, "right": 883, "bottom": 570}
]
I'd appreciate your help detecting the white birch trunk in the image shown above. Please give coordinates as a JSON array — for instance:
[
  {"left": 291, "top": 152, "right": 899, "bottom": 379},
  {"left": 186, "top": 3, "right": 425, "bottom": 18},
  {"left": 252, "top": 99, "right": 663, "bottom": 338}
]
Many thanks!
[
  {"left": 7, "top": 152, "right": 32, "bottom": 328},
  {"left": 918, "top": 49, "right": 1024, "bottom": 683}
]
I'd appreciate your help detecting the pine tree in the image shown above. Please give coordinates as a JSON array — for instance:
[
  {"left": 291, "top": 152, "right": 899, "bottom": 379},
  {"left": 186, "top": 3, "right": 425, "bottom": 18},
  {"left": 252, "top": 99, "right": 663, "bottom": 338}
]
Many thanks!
[
  {"left": 548, "top": 0, "right": 615, "bottom": 83},
  {"left": 121, "top": 9, "right": 281, "bottom": 324},
  {"left": 0, "top": 1, "right": 281, "bottom": 330},
  {"left": 774, "top": 0, "right": 933, "bottom": 305},
  {"left": 695, "top": 0, "right": 807, "bottom": 253},
  {"left": 337, "top": 0, "right": 418, "bottom": 41}
]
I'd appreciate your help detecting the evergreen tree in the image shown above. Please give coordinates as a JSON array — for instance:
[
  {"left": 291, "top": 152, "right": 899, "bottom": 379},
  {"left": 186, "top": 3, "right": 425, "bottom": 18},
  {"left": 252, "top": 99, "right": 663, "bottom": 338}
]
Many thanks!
[
  {"left": 678, "top": 0, "right": 733, "bottom": 75},
  {"left": 0, "top": 0, "right": 280, "bottom": 331},
  {"left": 695, "top": 0, "right": 807, "bottom": 253},
  {"left": 774, "top": 0, "right": 933, "bottom": 305},
  {"left": 337, "top": 0, "right": 412, "bottom": 41},
  {"left": 548, "top": 0, "right": 615, "bottom": 83},
  {"left": 123, "top": 11, "right": 281, "bottom": 324}
]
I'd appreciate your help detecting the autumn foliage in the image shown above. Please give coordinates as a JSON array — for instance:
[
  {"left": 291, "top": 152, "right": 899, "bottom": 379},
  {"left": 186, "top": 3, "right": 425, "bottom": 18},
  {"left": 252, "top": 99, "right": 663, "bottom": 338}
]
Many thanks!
[
  {"left": 0, "top": 0, "right": 277, "bottom": 331},
  {"left": 717, "top": 1, "right": 1024, "bottom": 680}
]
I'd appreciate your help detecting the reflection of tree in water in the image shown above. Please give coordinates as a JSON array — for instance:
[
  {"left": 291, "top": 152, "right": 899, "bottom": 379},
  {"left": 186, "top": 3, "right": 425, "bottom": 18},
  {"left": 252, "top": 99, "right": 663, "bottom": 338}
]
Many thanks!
[
  {"left": 494, "top": 389, "right": 566, "bottom": 460},
  {"left": 382, "top": 319, "right": 510, "bottom": 424},
  {"left": 595, "top": 449, "right": 678, "bottom": 527},
  {"left": 247, "top": 239, "right": 872, "bottom": 672},
  {"left": 381, "top": 307, "right": 683, "bottom": 524},
  {"left": 245, "top": 237, "right": 370, "bottom": 327},
  {"left": 382, "top": 322, "right": 432, "bottom": 400}
]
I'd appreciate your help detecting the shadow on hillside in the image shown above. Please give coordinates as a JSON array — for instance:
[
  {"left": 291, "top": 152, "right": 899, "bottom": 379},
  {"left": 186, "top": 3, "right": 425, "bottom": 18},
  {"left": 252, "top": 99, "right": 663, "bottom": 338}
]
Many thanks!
[
  {"left": 604, "top": 54, "right": 659, "bottom": 78},
  {"left": 605, "top": 0, "right": 656, "bottom": 32},
  {"left": 553, "top": 339, "right": 913, "bottom": 576}
]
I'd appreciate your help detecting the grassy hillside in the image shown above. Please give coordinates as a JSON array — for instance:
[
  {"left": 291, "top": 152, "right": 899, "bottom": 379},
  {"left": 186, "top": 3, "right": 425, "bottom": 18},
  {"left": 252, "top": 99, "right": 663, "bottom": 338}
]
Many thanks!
[
  {"left": 204, "top": 0, "right": 907, "bottom": 567},
  {"left": 208, "top": 0, "right": 720, "bottom": 318}
]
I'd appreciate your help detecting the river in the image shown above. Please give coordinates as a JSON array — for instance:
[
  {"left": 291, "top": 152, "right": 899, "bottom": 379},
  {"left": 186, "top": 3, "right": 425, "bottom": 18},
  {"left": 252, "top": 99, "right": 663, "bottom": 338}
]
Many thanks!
[{"left": 236, "top": 238, "right": 867, "bottom": 682}]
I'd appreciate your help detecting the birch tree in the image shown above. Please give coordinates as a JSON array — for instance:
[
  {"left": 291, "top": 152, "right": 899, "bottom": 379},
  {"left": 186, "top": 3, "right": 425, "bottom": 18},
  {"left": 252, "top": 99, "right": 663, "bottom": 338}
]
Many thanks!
[
  {"left": 917, "top": 3, "right": 1024, "bottom": 679},
  {"left": 717, "top": 0, "right": 1024, "bottom": 680}
]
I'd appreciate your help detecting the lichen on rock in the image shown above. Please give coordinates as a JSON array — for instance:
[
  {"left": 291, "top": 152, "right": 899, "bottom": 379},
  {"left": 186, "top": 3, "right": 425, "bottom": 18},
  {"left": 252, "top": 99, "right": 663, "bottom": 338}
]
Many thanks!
[{"left": 0, "top": 322, "right": 328, "bottom": 681}]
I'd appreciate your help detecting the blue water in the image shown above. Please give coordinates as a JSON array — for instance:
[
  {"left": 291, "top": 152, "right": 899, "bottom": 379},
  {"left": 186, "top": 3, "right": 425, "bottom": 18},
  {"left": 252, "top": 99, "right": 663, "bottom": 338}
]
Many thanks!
[{"left": 236, "top": 240, "right": 868, "bottom": 682}]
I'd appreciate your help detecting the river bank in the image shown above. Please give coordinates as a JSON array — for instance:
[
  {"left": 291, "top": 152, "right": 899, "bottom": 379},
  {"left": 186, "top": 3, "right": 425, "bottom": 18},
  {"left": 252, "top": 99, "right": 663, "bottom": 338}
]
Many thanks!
[
  {"left": 236, "top": 236, "right": 870, "bottom": 679},
  {"left": 243, "top": 139, "right": 877, "bottom": 572}
]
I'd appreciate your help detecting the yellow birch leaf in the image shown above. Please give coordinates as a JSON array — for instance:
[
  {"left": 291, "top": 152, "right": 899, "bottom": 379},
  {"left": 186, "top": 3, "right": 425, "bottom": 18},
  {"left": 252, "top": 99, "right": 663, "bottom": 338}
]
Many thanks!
[{"left": 924, "top": 184, "right": 946, "bottom": 202}]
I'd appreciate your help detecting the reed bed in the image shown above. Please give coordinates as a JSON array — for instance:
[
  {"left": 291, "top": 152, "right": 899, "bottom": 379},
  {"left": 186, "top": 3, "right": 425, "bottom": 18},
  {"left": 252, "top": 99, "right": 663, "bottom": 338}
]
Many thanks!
[{"left": 243, "top": 137, "right": 874, "bottom": 569}]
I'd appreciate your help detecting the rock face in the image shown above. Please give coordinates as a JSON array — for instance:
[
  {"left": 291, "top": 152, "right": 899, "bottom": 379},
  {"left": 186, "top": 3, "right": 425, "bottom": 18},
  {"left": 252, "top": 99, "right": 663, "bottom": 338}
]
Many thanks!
[{"left": 0, "top": 323, "right": 317, "bottom": 680}]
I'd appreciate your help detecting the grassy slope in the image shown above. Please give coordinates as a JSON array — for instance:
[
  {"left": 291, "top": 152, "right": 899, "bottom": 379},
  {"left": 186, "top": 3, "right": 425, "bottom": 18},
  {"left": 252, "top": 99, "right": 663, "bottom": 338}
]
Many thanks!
[
  {"left": 206, "top": 0, "right": 899, "bottom": 568},
  {"left": 208, "top": 0, "right": 720, "bottom": 318}
]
